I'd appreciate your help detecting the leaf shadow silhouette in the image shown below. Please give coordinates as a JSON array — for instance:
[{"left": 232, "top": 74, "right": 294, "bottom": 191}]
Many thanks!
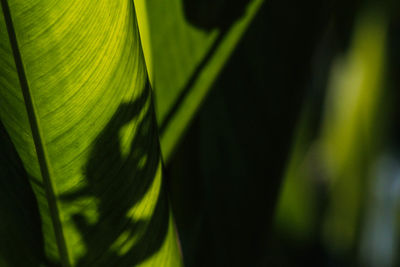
[{"left": 61, "top": 82, "right": 169, "bottom": 266}]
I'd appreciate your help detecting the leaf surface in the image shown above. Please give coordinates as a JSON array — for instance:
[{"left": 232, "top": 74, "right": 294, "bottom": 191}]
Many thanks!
[{"left": 0, "top": 1, "right": 182, "bottom": 266}]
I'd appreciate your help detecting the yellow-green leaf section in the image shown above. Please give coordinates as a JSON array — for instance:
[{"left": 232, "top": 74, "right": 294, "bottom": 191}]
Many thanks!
[{"left": 0, "top": 0, "right": 182, "bottom": 266}]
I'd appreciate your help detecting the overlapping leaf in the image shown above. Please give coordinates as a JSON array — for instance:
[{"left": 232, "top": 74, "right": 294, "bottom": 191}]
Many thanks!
[{"left": 135, "top": 0, "right": 264, "bottom": 161}]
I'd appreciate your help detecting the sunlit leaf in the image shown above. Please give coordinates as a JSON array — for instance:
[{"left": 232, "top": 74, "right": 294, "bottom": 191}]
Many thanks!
[{"left": 0, "top": 1, "right": 182, "bottom": 266}]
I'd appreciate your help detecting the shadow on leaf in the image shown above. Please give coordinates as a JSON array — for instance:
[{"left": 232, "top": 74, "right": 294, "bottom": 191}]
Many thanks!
[{"left": 61, "top": 82, "right": 169, "bottom": 266}]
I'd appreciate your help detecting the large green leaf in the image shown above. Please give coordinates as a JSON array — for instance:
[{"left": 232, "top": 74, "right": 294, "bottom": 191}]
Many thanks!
[
  {"left": 0, "top": 0, "right": 182, "bottom": 266},
  {"left": 135, "top": 0, "right": 264, "bottom": 161}
]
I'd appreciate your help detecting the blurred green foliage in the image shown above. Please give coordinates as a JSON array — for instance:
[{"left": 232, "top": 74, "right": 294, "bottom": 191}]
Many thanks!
[{"left": 149, "top": 0, "right": 400, "bottom": 266}]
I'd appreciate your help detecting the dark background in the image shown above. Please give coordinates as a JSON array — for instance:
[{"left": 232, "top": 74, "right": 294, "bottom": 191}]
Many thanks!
[{"left": 165, "top": 0, "right": 400, "bottom": 266}]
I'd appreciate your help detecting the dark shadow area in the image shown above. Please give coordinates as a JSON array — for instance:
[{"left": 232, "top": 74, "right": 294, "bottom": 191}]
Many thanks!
[
  {"left": 388, "top": 5, "right": 400, "bottom": 150},
  {"left": 159, "top": 0, "right": 251, "bottom": 135},
  {"left": 182, "top": 0, "right": 250, "bottom": 32},
  {"left": 167, "top": 0, "right": 360, "bottom": 266},
  {"left": 61, "top": 82, "right": 169, "bottom": 266},
  {"left": 0, "top": 122, "right": 47, "bottom": 266}
]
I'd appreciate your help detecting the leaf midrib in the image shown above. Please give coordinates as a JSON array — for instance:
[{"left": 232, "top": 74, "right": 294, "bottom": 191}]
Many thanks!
[{"left": 0, "top": 1, "right": 71, "bottom": 266}]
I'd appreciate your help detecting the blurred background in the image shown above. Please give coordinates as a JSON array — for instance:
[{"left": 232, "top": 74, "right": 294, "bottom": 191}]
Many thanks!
[{"left": 139, "top": 0, "right": 400, "bottom": 266}]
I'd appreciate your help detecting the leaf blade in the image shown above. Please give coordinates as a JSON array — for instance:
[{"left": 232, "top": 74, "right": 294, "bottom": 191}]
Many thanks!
[{"left": 0, "top": 1, "right": 181, "bottom": 266}]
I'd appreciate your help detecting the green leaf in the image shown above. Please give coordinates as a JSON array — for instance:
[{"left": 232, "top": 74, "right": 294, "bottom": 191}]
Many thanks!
[
  {"left": 0, "top": 1, "right": 182, "bottom": 266},
  {"left": 136, "top": 0, "right": 264, "bottom": 161}
]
